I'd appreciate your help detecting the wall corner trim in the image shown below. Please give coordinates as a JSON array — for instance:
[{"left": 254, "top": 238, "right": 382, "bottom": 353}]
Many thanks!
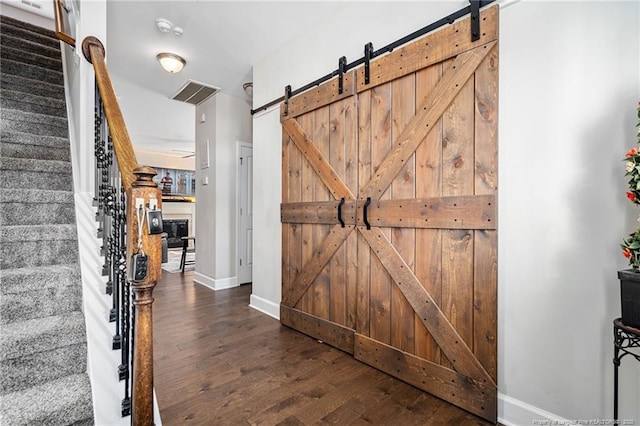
[
  {"left": 249, "top": 294, "right": 280, "bottom": 320},
  {"left": 498, "top": 393, "right": 570, "bottom": 426},
  {"left": 193, "top": 272, "right": 238, "bottom": 291}
]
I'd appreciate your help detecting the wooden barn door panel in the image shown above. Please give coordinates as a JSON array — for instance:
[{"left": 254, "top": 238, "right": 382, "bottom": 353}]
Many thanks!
[
  {"left": 281, "top": 5, "right": 498, "bottom": 422},
  {"left": 281, "top": 75, "right": 358, "bottom": 354},
  {"left": 353, "top": 15, "right": 499, "bottom": 421}
]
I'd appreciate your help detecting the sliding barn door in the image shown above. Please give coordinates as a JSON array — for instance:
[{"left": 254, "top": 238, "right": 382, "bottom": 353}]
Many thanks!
[
  {"left": 280, "top": 73, "right": 359, "bottom": 353},
  {"left": 281, "top": 5, "right": 498, "bottom": 422}
]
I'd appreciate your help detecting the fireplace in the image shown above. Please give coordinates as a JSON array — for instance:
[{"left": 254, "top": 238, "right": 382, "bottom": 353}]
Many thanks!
[{"left": 163, "top": 219, "right": 188, "bottom": 248}]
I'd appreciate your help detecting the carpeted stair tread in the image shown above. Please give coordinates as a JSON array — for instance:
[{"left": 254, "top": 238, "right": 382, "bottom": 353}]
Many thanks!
[
  {"left": 0, "top": 311, "right": 86, "bottom": 361},
  {"left": 0, "top": 15, "right": 57, "bottom": 42},
  {"left": 0, "top": 157, "right": 72, "bottom": 191},
  {"left": 0, "top": 201, "right": 74, "bottom": 226},
  {"left": 1, "top": 225, "right": 79, "bottom": 269},
  {"left": 1, "top": 44, "right": 62, "bottom": 72},
  {"left": 1, "top": 224, "right": 77, "bottom": 242},
  {"left": 0, "top": 141, "right": 70, "bottom": 162},
  {"left": 0, "top": 189, "right": 75, "bottom": 225},
  {"left": 0, "top": 57, "right": 63, "bottom": 85},
  {"left": 1, "top": 129, "right": 69, "bottom": 149},
  {"left": 0, "top": 283, "right": 82, "bottom": 325},
  {"left": 0, "top": 342, "right": 87, "bottom": 394},
  {"left": 1, "top": 73, "right": 64, "bottom": 100},
  {"left": 0, "top": 373, "right": 93, "bottom": 426},
  {"left": 0, "top": 89, "right": 66, "bottom": 117},
  {"left": 0, "top": 188, "right": 73, "bottom": 203},
  {"left": 0, "top": 32, "right": 61, "bottom": 60},
  {"left": 0, "top": 157, "right": 71, "bottom": 172},
  {"left": 1, "top": 109, "right": 68, "bottom": 138},
  {"left": 0, "top": 264, "right": 80, "bottom": 295},
  {"left": 0, "top": 200, "right": 75, "bottom": 225}
]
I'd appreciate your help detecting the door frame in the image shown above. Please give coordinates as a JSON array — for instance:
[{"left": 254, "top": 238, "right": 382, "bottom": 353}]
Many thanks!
[{"left": 236, "top": 141, "right": 253, "bottom": 284}]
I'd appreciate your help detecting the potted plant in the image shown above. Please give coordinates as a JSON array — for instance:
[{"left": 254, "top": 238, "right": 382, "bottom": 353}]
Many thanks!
[{"left": 619, "top": 101, "right": 640, "bottom": 328}]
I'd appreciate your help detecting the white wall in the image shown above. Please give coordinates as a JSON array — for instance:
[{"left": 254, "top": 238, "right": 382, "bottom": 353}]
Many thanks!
[
  {"left": 0, "top": 2, "right": 54, "bottom": 30},
  {"left": 110, "top": 75, "right": 195, "bottom": 155},
  {"left": 498, "top": 2, "right": 639, "bottom": 423},
  {"left": 194, "top": 93, "right": 252, "bottom": 290},
  {"left": 252, "top": 1, "right": 640, "bottom": 424},
  {"left": 135, "top": 149, "right": 195, "bottom": 171}
]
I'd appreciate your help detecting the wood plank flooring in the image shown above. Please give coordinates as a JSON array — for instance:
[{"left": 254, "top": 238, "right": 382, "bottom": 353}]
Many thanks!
[{"left": 153, "top": 271, "right": 496, "bottom": 425}]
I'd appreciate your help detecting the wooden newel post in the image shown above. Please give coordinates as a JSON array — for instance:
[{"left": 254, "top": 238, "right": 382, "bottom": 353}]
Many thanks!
[{"left": 126, "top": 166, "right": 163, "bottom": 426}]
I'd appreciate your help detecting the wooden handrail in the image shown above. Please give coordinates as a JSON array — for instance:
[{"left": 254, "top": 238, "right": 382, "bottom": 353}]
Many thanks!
[
  {"left": 82, "top": 37, "right": 138, "bottom": 191},
  {"left": 53, "top": 0, "right": 75, "bottom": 47}
]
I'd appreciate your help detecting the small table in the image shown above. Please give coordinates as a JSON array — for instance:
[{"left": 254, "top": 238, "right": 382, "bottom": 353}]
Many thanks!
[
  {"left": 180, "top": 236, "right": 196, "bottom": 273},
  {"left": 613, "top": 318, "right": 640, "bottom": 423}
]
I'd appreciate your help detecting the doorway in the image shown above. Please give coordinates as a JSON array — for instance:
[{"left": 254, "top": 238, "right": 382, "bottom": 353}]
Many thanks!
[{"left": 237, "top": 142, "right": 253, "bottom": 284}]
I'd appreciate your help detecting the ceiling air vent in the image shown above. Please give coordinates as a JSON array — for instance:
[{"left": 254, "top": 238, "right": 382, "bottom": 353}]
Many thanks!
[
  {"left": 21, "top": 0, "right": 43, "bottom": 10},
  {"left": 172, "top": 80, "right": 220, "bottom": 105}
]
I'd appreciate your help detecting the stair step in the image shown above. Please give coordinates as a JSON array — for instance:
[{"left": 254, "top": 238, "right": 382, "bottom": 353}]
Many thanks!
[
  {"left": 0, "top": 58, "right": 63, "bottom": 86},
  {"left": 0, "top": 15, "right": 58, "bottom": 44},
  {"left": 0, "top": 285, "right": 82, "bottom": 325},
  {"left": 0, "top": 311, "right": 86, "bottom": 361},
  {"left": 0, "top": 342, "right": 87, "bottom": 395},
  {"left": 1, "top": 129, "right": 69, "bottom": 149},
  {"left": 1, "top": 108, "right": 68, "bottom": 138},
  {"left": 0, "top": 89, "right": 66, "bottom": 118},
  {"left": 1, "top": 44, "right": 62, "bottom": 73},
  {"left": 0, "top": 189, "right": 75, "bottom": 226},
  {"left": 0, "top": 32, "right": 61, "bottom": 61},
  {"left": 0, "top": 373, "right": 93, "bottom": 426},
  {"left": 0, "top": 263, "right": 80, "bottom": 295},
  {"left": 0, "top": 157, "right": 72, "bottom": 191},
  {"left": 0, "top": 141, "right": 70, "bottom": 162},
  {"left": 1, "top": 73, "right": 64, "bottom": 100},
  {"left": 0, "top": 224, "right": 78, "bottom": 269}
]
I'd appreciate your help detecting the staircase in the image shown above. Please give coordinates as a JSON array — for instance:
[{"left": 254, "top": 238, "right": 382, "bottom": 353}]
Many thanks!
[{"left": 0, "top": 15, "right": 94, "bottom": 425}]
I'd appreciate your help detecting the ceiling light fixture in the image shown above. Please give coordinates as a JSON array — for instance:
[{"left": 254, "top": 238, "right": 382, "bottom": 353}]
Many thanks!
[
  {"left": 157, "top": 53, "right": 186, "bottom": 74},
  {"left": 243, "top": 82, "right": 253, "bottom": 98}
]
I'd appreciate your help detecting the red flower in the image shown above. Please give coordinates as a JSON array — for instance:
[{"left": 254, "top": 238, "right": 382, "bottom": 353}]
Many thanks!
[
  {"left": 627, "top": 192, "right": 637, "bottom": 202},
  {"left": 623, "top": 248, "right": 632, "bottom": 259},
  {"left": 627, "top": 148, "right": 638, "bottom": 158}
]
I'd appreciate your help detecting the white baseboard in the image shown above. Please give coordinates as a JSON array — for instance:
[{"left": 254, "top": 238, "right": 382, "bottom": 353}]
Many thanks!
[
  {"left": 499, "top": 393, "right": 570, "bottom": 426},
  {"left": 249, "top": 294, "right": 280, "bottom": 320},
  {"left": 193, "top": 272, "right": 238, "bottom": 291}
]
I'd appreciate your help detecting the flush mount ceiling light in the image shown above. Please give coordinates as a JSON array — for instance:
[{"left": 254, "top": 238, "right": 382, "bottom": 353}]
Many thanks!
[{"left": 157, "top": 53, "right": 186, "bottom": 74}]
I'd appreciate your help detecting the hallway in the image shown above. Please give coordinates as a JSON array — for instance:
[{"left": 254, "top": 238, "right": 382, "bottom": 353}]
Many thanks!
[{"left": 153, "top": 272, "right": 494, "bottom": 425}]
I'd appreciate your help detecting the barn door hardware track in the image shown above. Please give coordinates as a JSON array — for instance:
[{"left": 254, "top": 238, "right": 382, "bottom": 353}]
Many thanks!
[{"left": 251, "top": 0, "right": 494, "bottom": 115}]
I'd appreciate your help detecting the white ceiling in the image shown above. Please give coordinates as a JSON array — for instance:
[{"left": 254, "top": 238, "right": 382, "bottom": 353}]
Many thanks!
[
  {"left": 106, "top": 1, "right": 350, "bottom": 101},
  {"left": 4, "top": 0, "right": 488, "bottom": 156}
]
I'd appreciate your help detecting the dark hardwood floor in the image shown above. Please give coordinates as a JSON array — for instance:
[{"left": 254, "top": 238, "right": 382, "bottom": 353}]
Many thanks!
[{"left": 153, "top": 271, "right": 495, "bottom": 425}]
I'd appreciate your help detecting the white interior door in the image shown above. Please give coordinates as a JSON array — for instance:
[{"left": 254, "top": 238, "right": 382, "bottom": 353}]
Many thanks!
[{"left": 238, "top": 143, "right": 253, "bottom": 284}]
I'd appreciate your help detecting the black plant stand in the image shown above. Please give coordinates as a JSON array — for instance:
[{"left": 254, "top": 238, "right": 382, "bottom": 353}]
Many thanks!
[{"left": 613, "top": 318, "right": 640, "bottom": 424}]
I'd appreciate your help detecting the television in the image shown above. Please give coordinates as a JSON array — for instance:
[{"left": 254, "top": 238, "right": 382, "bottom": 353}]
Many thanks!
[{"left": 152, "top": 167, "right": 196, "bottom": 202}]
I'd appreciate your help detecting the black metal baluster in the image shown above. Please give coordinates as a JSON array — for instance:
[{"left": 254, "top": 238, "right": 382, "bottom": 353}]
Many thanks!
[
  {"left": 127, "top": 276, "right": 135, "bottom": 418},
  {"left": 120, "top": 182, "right": 131, "bottom": 417},
  {"left": 93, "top": 83, "right": 135, "bottom": 418}
]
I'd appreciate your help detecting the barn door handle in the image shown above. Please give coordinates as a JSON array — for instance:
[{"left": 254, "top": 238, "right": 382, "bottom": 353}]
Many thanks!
[
  {"left": 363, "top": 197, "right": 371, "bottom": 230},
  {"left": 337, "top": 197, "right": 345, "bottom": 228}
]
